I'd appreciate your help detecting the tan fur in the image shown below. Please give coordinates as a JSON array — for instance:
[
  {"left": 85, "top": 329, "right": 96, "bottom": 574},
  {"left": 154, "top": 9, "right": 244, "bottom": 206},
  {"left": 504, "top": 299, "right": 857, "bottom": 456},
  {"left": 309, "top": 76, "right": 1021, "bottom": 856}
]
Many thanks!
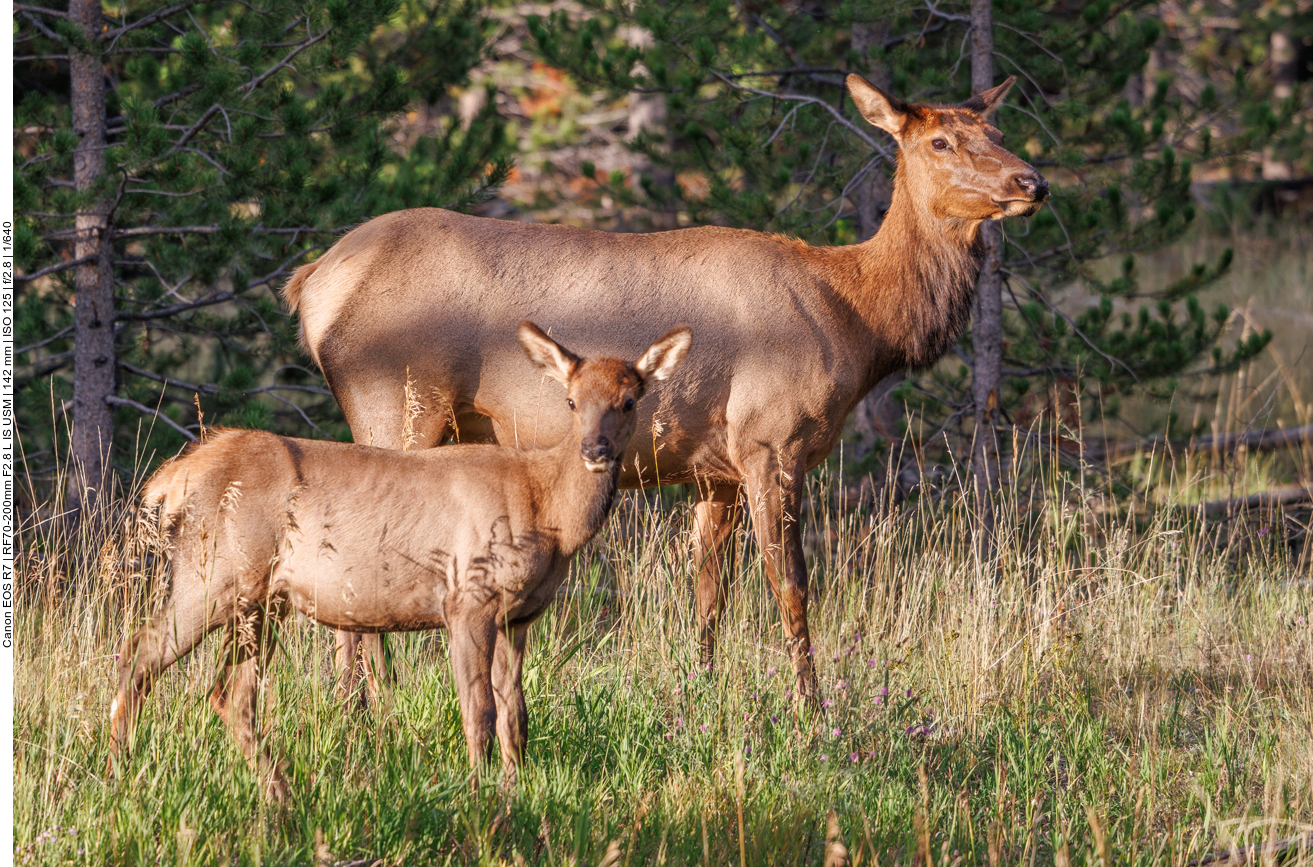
[
  {"left": 107, "top": 325, "right": 691, "bottom": 799},
  {"left": 288, "top": 77, "right": 1048, "bottom": 700}
]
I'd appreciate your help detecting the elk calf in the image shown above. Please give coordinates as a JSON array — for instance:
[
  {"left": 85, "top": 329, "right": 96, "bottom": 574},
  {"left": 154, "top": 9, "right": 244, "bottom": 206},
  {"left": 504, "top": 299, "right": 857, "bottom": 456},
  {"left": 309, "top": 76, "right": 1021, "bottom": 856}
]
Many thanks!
[{"left": 108, "top": 322, "right": 691, "bottom": 798}]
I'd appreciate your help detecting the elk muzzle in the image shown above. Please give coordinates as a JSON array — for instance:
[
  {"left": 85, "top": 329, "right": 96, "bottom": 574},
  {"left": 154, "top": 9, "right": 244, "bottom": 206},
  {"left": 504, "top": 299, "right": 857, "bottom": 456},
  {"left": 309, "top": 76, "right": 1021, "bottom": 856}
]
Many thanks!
[
  {"left": 581, "top": 438, "right": 615, "bottom": 472},
  {"left": 998, "top": 170, "right": 1049, "bottom": 217}
]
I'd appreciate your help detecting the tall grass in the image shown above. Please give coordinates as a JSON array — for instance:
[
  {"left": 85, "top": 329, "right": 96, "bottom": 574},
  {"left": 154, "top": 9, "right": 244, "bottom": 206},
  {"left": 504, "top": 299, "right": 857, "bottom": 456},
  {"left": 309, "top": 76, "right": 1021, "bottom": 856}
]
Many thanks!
[{"left": 13, "top": 432, "right": 1313, "bottom": 866}]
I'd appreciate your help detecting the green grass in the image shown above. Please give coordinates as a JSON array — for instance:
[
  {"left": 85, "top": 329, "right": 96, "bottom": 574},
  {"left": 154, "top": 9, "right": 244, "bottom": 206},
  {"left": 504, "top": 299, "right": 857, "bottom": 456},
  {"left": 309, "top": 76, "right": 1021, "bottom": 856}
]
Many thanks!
[{"left": 14, "top": 452, "right": 1313, "bottom": 866}]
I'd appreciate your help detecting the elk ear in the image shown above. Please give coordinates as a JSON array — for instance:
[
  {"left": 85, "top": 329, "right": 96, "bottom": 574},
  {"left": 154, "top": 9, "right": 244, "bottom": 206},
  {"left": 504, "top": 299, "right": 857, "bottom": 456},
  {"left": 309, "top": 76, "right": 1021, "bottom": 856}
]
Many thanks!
[
  {"left": 519, "top": 321, "right": 580, "bottom": 385},
  {"left": 960, "top": 76, "right": 1016, "bottom": 119},
  {"left": 847, "top": 74, "right": 910, "bottom": 138},
  {"left": 635, "top": 327, "right": 692, "bottom": 383}
]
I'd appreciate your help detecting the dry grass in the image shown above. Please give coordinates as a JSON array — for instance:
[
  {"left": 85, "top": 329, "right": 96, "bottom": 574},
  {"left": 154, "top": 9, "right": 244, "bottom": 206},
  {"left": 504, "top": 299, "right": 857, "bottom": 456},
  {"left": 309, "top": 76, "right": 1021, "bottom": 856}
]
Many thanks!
[{"left": 12, "top": 432, "right": 1313, "bottom": 865}]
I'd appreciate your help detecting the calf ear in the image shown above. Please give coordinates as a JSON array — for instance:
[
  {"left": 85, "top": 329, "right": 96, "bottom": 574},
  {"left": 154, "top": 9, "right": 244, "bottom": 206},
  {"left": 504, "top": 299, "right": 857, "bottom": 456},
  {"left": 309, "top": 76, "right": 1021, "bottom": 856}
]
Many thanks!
[
  {"left": 519, "top": 321, "right": 580, "bottom": 385},
  {"left": 961, "top": 76, "right": 1016, "bottom": 119},
  {"left": 847, "top": 75, "right": 911, "bottom": 138},
  {"left": 635, "top": 327, "right": 692, "bottom": 383}
]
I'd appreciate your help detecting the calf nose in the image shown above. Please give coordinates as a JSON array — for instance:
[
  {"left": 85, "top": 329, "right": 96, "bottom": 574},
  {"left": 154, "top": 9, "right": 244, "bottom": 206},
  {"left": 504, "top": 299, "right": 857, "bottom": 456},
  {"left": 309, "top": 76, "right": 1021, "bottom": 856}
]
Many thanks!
[
  {"left": 1015, "top": 173, "right": 1050, "bottom": 201},
  {"left": 581, "top": 439, "right": 613, "bottom": 462}
]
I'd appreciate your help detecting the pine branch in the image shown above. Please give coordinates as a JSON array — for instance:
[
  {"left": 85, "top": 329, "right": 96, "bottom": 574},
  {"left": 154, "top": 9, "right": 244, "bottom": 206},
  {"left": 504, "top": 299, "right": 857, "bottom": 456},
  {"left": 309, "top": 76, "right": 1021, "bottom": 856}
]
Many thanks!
[
  {"left": 115, "top": 291, "right": 236, "bottom": 322},
  {"left": 106, "top": 395, "right": 198, "bottom": 442},
  {"left": 101, "top": 0, "right": 209, "bottom": 44},
  {"left": 237, "top": 28, "right": 331, "bottom": 100},
  {"left": 17, "top": 327, "right": 74, "bottom": 357},
  {"left": 16, "top": 352, "right": 74, "bottom": 389},
  {"left": 16, "top": 255, "right": 95, "bottom": 284},
  {"left": 14, "top": 3, "right": 71, "bottom": 18}
]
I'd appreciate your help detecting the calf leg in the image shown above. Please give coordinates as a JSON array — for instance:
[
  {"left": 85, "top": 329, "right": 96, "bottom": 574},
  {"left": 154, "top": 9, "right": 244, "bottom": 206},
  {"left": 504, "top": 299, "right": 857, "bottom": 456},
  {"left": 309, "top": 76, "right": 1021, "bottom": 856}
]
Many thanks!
[
  {"left": 447, "top": 608, "right": 498, "bottom": 778},
  {"left": 211, "top": 609, "right": 287, "bottom": 802},
  {"left": 693, "top": 480, "right": 742, "bottom": 672},
  {"left": 491, "top": 623, "right": 529, "bottom": 779},
  {"left": 742, "top": 448, "right": 820, "bottom": 704},
  {"left": 108, "top": 587, "right": 222, "bottom": 770}
]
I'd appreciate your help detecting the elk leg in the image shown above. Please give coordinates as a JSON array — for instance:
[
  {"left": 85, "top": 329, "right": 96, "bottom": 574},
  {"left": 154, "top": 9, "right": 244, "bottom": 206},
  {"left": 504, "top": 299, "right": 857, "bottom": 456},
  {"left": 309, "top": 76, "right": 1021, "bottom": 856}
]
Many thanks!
[
  {"left": 693, "top": 480, "right": 742, "bottom": 671},
  {"left": 742, "top": 452, "right": 820, "bottom": 704},
  {"left": 108, "top": 588, "right": 222, "bottom": 771},
  {"left": 447, "top": 608, "right": 498, "bottom": 779},
  {"left": 210, "top": 609, "right": 288, "bottom": 802},
  {"left": 491, "top": 622, "right": 530, "bottom": 779},
  {"left": 334, "top": 399, "right": 454, "bottom": 706},
  {"left": 334, "top": 632, "right": 393, "bottom": 709}
]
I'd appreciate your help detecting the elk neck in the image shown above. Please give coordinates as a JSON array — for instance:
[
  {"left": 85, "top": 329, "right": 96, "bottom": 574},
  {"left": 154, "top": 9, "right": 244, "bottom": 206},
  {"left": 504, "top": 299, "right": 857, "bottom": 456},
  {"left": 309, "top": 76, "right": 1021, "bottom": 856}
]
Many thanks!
[
  {"left": 821, "top": 163, "right": 988, "bottom": 375},
  {"left": 524, "top": 435, "right": 621, "bottom": 555}
]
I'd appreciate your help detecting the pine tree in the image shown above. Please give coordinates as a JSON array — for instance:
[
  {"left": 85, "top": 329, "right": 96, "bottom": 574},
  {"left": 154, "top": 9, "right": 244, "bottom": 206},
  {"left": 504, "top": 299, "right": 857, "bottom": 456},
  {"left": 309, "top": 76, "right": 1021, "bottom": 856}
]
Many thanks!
[
  {"left": 525, "top": 0, "right": 1282, "bottom": 486},
  {"left": 14, "top": 0, "right": 510, "bottom": 509}
]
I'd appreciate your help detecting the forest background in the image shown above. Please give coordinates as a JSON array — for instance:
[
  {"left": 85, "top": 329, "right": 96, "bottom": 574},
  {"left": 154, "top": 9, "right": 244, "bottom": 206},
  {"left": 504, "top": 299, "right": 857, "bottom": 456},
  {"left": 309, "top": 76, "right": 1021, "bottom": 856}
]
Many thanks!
[
  {"left": 12, "top": 0, "right": 1313, "bottom": 520},
  {"left": 10, "top": 0, "right": 1313, "bottom": 864}
]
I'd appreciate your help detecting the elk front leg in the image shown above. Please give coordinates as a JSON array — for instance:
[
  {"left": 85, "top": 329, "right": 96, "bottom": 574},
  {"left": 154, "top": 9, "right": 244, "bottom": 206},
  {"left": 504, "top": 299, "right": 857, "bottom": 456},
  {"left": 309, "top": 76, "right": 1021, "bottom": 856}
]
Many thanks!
[
  {"left": 491, "top": 622, "right": 529, "bottom": 780},
  {"left": 447, "top": 607, "right": 498, "bottom": 778},
  {"left": 211, "top": 610, "right": 287, "bottom": 802},
  {"left": 743, "top": 450, "right": 820, "bottom": 704},
  {"left": 335, "top": 632, "right": 391, "bottom": 709},
  {"left": 693, "top": 480, "right": 742, "bottom": 672}
]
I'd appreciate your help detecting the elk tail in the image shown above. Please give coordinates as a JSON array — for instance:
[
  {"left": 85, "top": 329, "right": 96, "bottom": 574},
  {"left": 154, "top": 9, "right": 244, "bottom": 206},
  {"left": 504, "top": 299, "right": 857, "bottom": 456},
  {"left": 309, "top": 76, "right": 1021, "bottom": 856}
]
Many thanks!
[
  {"left": 280, "top": 258, "right": 321, "bottom": 315},
  {"left": 141, "top": 454, "right": 194, "bottom": 518}
]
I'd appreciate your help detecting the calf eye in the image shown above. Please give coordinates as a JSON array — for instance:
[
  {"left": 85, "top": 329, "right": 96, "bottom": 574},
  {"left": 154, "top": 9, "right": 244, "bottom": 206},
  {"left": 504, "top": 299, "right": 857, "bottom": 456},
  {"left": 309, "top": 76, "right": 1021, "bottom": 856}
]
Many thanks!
[
  {"left": 932, "top": 138, "right": 949, "bottom": 151},
  {"left": 567, "top": 398, "right": 576, "bottom": 411},
  {"left": 623, "top": 398, "right": 635, "bottom": 412}
]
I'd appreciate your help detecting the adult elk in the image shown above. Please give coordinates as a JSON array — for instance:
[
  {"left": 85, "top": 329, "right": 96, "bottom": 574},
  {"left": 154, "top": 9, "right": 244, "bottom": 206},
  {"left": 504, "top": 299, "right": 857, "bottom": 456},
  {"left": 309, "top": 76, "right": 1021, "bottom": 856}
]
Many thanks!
[
  {"left": 108, "top": 323, "right": 691, "bottom": 798},
  {"left": 284, "top": 75, "right": 1048, "bottom": 703}
]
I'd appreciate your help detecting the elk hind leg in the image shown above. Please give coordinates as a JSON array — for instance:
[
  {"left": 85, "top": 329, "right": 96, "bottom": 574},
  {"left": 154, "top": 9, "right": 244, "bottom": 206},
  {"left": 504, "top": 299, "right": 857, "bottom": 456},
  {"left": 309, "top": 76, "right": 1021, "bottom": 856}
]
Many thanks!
[
  {"left": 335, "top": 403, "right": 454, "bottom": 706},
  {"left": 109, "top": 588, "right": 222, "bottom": 773},
  {"left": 211, "top": 608, "right": 288, "bottom": 801}
]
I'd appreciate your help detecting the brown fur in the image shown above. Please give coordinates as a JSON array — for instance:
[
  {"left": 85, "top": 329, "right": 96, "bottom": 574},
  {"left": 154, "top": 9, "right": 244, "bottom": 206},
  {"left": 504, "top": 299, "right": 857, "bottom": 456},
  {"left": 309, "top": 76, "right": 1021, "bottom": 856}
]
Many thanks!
[
  {"left": 286, "top": 76, "right": 1048, "bottom": 700},
  {"left": 107, "top": 325, "right": 691, "bottom": 799}
]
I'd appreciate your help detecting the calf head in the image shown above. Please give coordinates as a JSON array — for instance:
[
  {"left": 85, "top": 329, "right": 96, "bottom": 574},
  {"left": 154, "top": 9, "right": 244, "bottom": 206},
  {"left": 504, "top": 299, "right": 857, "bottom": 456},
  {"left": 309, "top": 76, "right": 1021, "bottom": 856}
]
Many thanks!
[
  {"left": 847, "top": 74, "right": 1049, "bottom": 221},
  {"left": 518, "top": 322, "right": 692, "bottom": 472}
]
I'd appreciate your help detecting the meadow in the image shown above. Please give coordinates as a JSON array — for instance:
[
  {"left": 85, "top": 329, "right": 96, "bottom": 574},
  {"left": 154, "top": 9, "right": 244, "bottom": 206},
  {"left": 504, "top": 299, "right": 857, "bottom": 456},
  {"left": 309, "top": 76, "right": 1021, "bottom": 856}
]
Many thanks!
[{"left": 12, "top": 429, "right": 1313, "bottom": 866}]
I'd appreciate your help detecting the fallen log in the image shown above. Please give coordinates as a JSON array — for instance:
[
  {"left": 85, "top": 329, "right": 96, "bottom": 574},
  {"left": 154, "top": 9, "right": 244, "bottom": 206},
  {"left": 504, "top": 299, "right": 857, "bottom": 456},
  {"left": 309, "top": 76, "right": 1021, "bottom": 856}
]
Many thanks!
[
  {"left": 1200, "top": 485, "right": 1313, "bottom": 518},
  {"left": 1187, "top": 832, "right": 1312, "bottom": 867},
  {"left": 1079, "top": 423, "right": 1313, "bottom": 463}
]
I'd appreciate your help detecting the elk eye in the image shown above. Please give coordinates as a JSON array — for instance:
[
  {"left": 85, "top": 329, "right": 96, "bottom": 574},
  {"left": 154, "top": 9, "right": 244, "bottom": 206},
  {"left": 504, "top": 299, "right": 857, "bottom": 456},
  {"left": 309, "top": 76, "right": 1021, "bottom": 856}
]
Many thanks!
[
  {"left": 932, "top": 138, "right": 949, "bottom": 151},
  {"left": 623, "top": 398, "right": 635, "bottom": 412},
  {"left": 567, "top": 398, "right": 576, "bottom": 411}
]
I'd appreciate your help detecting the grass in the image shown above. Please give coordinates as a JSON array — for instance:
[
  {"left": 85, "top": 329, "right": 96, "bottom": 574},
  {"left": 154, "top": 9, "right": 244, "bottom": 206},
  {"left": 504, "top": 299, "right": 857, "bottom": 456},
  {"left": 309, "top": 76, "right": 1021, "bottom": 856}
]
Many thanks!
[{"left": 13, "top": 440, "right": 1313, "bottom": 866}]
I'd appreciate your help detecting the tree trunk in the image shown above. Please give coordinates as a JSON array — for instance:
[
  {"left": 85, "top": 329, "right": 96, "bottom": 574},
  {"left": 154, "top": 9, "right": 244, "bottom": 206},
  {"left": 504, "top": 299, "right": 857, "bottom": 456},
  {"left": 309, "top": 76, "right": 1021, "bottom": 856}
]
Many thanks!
[
  {"left": 624, "top": 22, "right": 677, "bottom": 230},
  {"left": 69, "top": 0, "right": 115, "bottom": 511},
  {"left": 970, "top": 0, "right": 1002, "bottom": 560},
  {"left": 1262, "top": 28, "right": 1296, "bottom": 181}
]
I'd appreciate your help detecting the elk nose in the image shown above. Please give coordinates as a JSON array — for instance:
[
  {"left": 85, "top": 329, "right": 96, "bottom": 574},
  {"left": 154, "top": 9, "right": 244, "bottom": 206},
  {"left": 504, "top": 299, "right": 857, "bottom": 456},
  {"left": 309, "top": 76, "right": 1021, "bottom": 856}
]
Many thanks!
[
  {"left": 581, "top": 439, "right": 613, "bottom": 462},
  {"left": 1015, "top": 173, "right": 1050, "bottom": 201}
]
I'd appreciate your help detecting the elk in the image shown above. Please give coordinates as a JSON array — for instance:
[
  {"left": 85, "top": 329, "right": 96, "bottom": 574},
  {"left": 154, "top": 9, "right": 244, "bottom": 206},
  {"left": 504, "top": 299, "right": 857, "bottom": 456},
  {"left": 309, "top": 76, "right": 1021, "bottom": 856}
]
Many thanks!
[
  {"left": 283, "top": 74, "right": 1049, "bottom": 704},
  {"left": 107, "top": 323, "right": 691, "bottom": 798}
]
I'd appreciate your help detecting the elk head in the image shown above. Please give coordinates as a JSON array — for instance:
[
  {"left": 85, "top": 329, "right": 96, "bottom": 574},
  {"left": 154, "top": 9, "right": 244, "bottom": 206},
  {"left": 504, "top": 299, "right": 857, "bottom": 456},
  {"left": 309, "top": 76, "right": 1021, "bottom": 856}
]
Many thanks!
[
  {"left": 847, "top": 74, "right": 1049, "bottom": 222},
  {"left": 518, "top": 322, "right": 692, "bottom": 472}
]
